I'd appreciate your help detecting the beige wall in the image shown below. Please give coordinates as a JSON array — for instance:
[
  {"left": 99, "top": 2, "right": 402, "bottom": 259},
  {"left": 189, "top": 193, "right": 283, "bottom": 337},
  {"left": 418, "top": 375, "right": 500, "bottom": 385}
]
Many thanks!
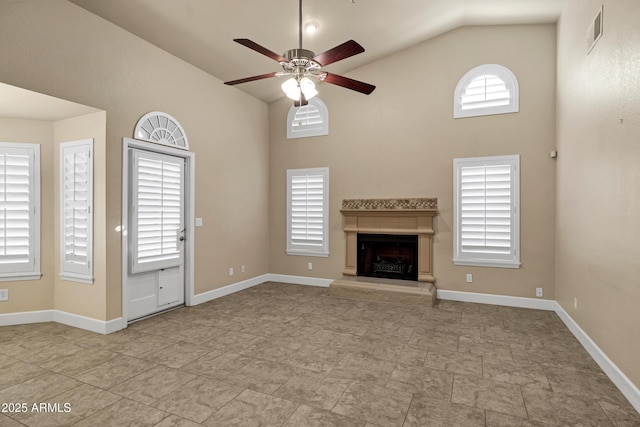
[
  {"left": 269, "top": 24, "right": 557, "bottom": 299},
  {"left": 53, "top": 112, "right": 107, "bottom": 319},
  {"left": 0, "top": 118, "right": 54, "bottom": 314},
  {"left": 556, "top": 0, "right": 640, "bottom": 388},
  {"left": 0, "top": 1, "right": 270, "bottom": 321}
]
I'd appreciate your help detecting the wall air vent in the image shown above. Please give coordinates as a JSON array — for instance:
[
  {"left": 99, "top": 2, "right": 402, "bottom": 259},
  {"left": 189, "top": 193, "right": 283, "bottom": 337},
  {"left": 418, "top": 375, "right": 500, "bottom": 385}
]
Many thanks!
[{"left": 587, "top": 6, "right": 603, "bottom": 54}]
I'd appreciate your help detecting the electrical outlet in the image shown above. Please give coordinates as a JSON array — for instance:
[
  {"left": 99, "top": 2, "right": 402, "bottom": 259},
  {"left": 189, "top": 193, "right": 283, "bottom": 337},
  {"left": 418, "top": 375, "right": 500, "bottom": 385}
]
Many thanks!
[
  {"left": 308, "top": 262, "right": 313, "bottom": 270},
  {"left": 241, "top": 265, "right": 246, "bottom": 273},
  {"left": 574, "top": 297, "right": 578, "bottom": 310},
  {"left": 466, "top": 274, "right": 472, "bottom": 283},
  {"left": 536, "top": 288, "right": 543, "bottom": 297},
  {"left": 229, "top": 267, "right": 234, "bottom": 276},
  {"left": 0, "top": 289, "right": 8, "bottom": 301}
]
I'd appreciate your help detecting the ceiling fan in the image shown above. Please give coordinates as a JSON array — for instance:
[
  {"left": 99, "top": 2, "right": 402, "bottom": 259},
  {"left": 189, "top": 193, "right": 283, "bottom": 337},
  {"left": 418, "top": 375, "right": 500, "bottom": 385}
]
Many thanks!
[{"left": 224, "top": 0, "right": 376, "bottom": 106}]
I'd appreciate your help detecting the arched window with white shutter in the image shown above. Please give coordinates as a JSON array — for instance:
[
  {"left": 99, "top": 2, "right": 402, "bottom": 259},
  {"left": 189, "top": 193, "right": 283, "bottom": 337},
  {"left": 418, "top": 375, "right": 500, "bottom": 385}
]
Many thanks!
[
  {"left": 287, "top": 98, "right": 329, "bottom": 139},
  {"left": 454, "top": 64, "right": 519, "bottom": 118}
]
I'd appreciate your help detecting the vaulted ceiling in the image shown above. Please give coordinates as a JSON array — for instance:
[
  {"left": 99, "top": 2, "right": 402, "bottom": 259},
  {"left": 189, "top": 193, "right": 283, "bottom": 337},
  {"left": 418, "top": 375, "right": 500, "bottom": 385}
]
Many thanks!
[{"left": 70, "top": 0, "right": 564, "bottom": 103}]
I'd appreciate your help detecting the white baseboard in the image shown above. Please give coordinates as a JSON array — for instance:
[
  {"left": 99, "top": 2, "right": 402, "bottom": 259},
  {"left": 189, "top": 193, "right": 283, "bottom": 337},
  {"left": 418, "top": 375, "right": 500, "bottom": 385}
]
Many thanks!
[
  {"left": 0, "top": 309, "right": 123, "bottom": 335},
  {"left": 0, "top": 309, "right": 54, "bottom": 326},
  {"left": 266, "top": 273, "right": 333, "bottom": 288},
  {"left": 437, "top": 289, "right": 557, "bottom": 311},
  {"left": 191, "top": 274, "right": 271, "bottom": 306},
  {"left": 190, "top": 273, "right": 332, "bottom": 307},
  {"left": 53, "top": 311, "right": 124, "bottom": 335},
  {"left": 554, "top": 302, "right": 640, "bottom": 413}
]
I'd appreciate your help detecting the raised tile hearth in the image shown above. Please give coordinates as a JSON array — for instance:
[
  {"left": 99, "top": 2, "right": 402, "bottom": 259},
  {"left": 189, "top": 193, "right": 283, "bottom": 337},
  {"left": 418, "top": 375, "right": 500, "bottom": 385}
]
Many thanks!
[{"left": 330, "top": 276, "right": 437, "bottom": 306}]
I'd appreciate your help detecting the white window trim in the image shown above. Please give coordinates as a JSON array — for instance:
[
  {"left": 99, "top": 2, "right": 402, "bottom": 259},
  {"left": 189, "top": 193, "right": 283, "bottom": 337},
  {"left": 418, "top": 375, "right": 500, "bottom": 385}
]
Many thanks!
[
  {"left": 286, "top": 167, "right": 329, "bottom": 257},
  {"left": 453, "top": 155, "right": 520, "bottom": 268},
  {"left": 0, "top": 142, "right": 41, "bottom": 282},
  {"left": 60, "top": 139, "right": 94, "bottom": 284},
  {"left": 287, "top": 97, "right": 329, "bottom": 139},
  {"left": 454, "top": 64, "right": 519, "bottom": 119}
]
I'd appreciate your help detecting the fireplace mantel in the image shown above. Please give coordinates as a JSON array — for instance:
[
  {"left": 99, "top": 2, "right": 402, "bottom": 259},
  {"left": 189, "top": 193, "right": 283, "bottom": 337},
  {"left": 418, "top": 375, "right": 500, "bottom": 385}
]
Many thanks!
[{"left": 341, "top": 198, "right": 437, "bottom": 283}]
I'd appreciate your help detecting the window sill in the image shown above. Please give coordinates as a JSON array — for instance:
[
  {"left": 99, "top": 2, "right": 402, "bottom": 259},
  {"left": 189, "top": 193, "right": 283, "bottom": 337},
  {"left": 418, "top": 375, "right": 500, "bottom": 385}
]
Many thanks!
[
  {"left": 60, "top": 273, "right": 94, "bottom": 285},
  {"left": 286, "top": 250, "right": 329, "bottom": 258},
  {"left": 454, "top": 106, "right": 519, "bottom": 119},
  {"left": 453, "top": 259, "right": 520, "bottom": 269},
  {"left": 0, "top": 272, "right": 42, "bottom": 282}
]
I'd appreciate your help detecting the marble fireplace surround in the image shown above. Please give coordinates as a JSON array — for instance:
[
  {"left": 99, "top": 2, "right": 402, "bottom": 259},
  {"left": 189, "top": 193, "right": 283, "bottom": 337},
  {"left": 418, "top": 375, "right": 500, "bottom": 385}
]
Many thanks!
[{"left": 340, "top": 198, "right": 437, "bottom": 283}]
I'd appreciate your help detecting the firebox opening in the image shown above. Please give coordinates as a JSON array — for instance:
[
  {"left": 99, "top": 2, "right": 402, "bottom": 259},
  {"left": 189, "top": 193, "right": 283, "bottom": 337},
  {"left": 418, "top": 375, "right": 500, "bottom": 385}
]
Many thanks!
[{"left": 357, "top": 233, "right": 419, "bottom": 281}]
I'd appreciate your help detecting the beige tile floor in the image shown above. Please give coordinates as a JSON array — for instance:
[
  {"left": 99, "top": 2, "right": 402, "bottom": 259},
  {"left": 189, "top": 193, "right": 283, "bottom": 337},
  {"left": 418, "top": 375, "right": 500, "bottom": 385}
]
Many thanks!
[{"left": 1, "top": 282, "right": 639, "bottom": 426}]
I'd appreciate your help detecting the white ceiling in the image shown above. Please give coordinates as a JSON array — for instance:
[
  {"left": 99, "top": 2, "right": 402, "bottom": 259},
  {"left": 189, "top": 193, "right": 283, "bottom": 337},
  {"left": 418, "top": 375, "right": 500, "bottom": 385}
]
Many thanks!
[{"left": 69, "top": 0, "right": 565, "bottom": 103}]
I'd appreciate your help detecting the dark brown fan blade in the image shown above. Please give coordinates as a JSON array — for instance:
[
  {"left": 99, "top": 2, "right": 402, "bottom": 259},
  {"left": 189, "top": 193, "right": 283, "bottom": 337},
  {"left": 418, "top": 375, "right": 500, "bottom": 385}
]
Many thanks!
[
  {"left": 322, "top": 73, "right": 376, "bottom": 95},
  {"left": 224, "top": 72, "right": 279, "bottom": 86},
  {"left": 234, "top": 39, "right": 287, "bottom": 63},
  {"left": 312, "top": 40, "right": 364, "bottom": 67},
  {"left": 293, "top": 93, "right": 308, "bottom": 107}
]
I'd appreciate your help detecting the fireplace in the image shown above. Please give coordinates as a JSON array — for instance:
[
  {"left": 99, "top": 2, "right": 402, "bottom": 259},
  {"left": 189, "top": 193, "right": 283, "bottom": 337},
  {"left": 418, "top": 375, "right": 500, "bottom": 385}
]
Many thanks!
[
  {"left": 340, "top": 198, "right": 437, "bottom": 283},
  {"left": 357, "top": 234, "right": 418, "bottom": 281}
]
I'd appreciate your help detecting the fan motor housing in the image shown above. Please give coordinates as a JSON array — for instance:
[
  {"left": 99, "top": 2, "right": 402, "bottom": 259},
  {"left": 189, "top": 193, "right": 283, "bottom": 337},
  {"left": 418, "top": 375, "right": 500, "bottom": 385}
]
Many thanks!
[
  {"left": 282, "top": 48, "right": 321, "bottom": 73},
  {"left": 283, "top": 48, "right": 315, "bottom": 61}
]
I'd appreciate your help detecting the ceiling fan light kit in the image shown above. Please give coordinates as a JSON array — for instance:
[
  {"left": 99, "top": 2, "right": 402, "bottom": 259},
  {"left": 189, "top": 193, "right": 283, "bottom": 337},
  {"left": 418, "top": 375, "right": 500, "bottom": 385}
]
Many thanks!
[
  {"left": 224, "top": 0, "right": 375, "bottom": 106},
  {"left": 281, "top": 76, "right": 318, "bottom": 101}
]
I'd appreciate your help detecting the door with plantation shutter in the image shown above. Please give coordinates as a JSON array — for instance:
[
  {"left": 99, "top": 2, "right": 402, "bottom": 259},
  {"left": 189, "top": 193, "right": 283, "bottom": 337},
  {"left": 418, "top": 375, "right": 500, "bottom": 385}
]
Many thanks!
[{"left": 127, "top": 148, "right": 185, "bottom": 320}]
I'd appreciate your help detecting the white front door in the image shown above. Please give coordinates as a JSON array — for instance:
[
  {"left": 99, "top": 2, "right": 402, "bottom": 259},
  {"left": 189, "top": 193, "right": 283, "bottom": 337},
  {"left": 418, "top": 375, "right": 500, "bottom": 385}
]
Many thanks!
[{"left": 127, "top": 148, "right": 186, "bottom": 320}]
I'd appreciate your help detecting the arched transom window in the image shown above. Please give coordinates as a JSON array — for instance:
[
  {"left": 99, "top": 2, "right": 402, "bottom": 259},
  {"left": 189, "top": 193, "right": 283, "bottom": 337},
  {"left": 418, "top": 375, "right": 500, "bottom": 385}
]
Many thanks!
[{"left": 454, "top": 64, "right": 519, "bottom": 118}]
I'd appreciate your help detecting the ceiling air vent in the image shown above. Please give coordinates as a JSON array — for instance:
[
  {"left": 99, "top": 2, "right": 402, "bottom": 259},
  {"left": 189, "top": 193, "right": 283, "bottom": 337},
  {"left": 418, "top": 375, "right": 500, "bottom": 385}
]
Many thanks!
[{"left": 587, "top": 6, "right": 603, "bottom": 54}]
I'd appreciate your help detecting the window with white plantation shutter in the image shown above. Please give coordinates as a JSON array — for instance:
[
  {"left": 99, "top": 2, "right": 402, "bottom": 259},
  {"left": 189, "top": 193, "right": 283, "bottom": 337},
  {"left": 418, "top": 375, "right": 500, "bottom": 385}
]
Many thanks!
[
  {"left": 287, "top": 167, "right": 329, "bottom": 257},
  {"left": 287, "top": 98, "right": 329, "bottom": 139},
  {"left": 454, "top": 64, "right": 519, "bottom": 118},
  {"left": 130, "top": 150, "right": 184, "bottom": 273},
  {"left": 60, "top": 139, "right": 93, "bottom": 283},
  {"left": 453, "top": 155, "right": 520, "bottom": 268},
  {"left": 0, "top": 142, "right": 40, "bottom": 281}
]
